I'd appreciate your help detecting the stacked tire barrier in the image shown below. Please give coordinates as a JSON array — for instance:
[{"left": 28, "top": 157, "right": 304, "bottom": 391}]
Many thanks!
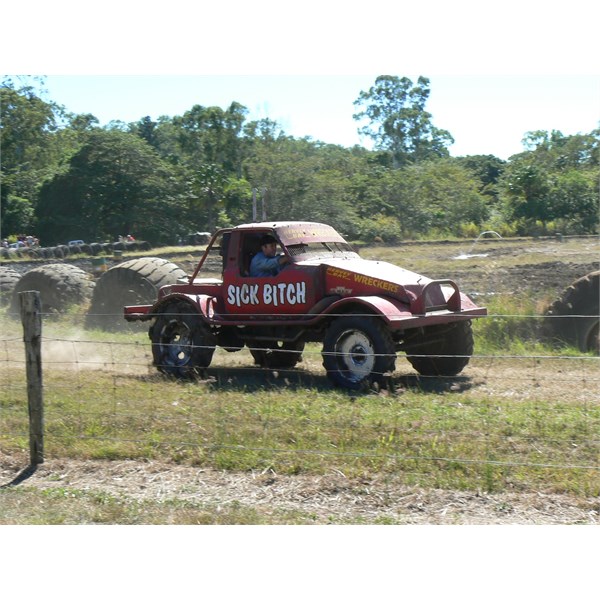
[{"left": 0, "top": 240, "right": 152, "bottom": 261}]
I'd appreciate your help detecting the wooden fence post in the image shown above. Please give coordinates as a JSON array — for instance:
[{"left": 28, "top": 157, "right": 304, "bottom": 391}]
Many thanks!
[{"left": 20, "top": 291, "right": 44, "bottom": 465}]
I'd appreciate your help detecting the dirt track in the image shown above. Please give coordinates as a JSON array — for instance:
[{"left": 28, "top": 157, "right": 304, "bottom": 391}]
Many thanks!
[{"left": 380, "top": 236, "right": 599, "bottom": 300}]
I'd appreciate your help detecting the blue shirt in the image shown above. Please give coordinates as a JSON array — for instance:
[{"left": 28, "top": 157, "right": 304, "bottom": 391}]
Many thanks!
[{"left": 249, "top": 251, "right": 284, "bottom": 277}]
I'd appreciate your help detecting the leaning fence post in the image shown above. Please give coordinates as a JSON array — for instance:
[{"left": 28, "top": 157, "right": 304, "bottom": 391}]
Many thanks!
[{"left": 20, "top": 291, "right": 44, "bottom": 465}]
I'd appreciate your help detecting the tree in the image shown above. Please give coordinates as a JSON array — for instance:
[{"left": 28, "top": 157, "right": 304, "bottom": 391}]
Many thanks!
[
  {"left": 1, "top": 196, "right": 36, "bottom": 235},
  {"left": 547, "top": 170, "right": 598, "bottom": 233},
  {"left": 172, "top": 102, "right": 248, "bottom": 176},
  {"left": 129, "top": 116, "right": 159, "bottom": 149},
  {"left": 501, "top": 128, "right": 599, "bottom": 234},
  {"left": 36, "top": 130, "right": 185, "bottom": 245},
  {"left": 0, "top": 79, "right": 62, "bottom": 236},
  {"left": 520, "top": 128, "right": 599, "bottom": 169},
  {"left": 69, "top": 113, "right": 100, "bottom": 132},
  {"left": 392, "top": 160, "right": 489, "bottom": 236},
  {"left": 500, "top": 162, "right": 552, "bottom": 229},
  {"left": 454, "top": 154, "right": 505, "bottom": 204},
  {"left": 184, "top": 163, "right": 228, "bottom": 232},
  {"left": 242, "top": 136, "right": 360, "bottom": 232},
  {"left": 353, "top": 75, "right": 454, "bottom": 167}
]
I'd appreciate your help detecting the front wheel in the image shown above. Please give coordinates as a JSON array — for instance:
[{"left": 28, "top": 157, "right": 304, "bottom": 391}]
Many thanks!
[
  {"left": 322, "top": 316, "right": 396, "bottom": 390},
  {"left": 150, "top": 301, "right": 215, "bottom": 378}
]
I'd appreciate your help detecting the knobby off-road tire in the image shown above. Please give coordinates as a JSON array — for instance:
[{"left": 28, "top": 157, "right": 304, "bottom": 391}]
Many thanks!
[
  {"left": 250, "top": 340, "right": 305, "bottom": 369},
  {"left": 9, "top": 264, "right": 95, "bottom": 316},
  {"left": 405, "top": 320, "right": 474, "bottom": 377},
  {"left": 0, "top": 266, "right": 22, "bottom": 307},
  {"left": 86, "top": 257, "right": 186, "bottom": 331},
  {"left": 544, "top": 271, "right": 599, "bottom": 353},
  {"left": 149, "top": 301, "right": 215, "bottom": 378},
  {"left": 322, "top": 316, "right": 396, "bottom": 390}
]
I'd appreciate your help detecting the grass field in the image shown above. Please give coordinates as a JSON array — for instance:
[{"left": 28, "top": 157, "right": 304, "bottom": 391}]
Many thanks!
[
  {"left": 1, "top": 236, "right": 598, "bottom": 524},
  {"left": 1, "top": 314, "right": 598, "bottom": 523}
]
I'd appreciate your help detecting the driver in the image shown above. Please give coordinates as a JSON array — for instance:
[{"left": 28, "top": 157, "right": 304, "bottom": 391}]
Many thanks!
[{"left": 249, "top": 234, "right": 289, "bottom": 277}]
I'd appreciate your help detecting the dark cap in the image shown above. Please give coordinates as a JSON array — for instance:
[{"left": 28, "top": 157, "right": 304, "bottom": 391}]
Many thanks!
[{"left": 260, "top": 234, "right": 277, "bottom": 246}]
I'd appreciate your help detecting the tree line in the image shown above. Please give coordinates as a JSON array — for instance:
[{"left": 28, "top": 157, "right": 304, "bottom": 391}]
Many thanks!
[{"left": 1, "top": 75, "right": 598, "bottom": 247}]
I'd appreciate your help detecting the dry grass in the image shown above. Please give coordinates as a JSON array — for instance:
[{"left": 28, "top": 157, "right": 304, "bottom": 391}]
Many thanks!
[
  {"left": 2, "top": 320, "right": 599, "bottom": 527},
  {"left": 2, "top": 453, "right": 598, "bottom": 524}
]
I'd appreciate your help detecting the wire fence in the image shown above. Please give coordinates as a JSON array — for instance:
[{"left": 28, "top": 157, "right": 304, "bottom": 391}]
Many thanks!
[{"left": 1, "top": 304, "right": 599, "bottom": 493}]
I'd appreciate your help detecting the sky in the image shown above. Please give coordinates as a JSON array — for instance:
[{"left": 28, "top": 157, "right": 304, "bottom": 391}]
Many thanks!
[
  {"left": 3, "top": 1, "right": 599, "bottom": 162},
  {"left": 36, "top": 74, "right": 599, "bottom": 160}
]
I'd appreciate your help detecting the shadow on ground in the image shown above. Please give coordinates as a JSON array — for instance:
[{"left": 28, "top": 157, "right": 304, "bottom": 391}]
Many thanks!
[
  {"left": 130, "top": 365, "right": 479, "bottom": 396},
  {"left": 0, "top": 464, "right": 38, "bottom": 488}
]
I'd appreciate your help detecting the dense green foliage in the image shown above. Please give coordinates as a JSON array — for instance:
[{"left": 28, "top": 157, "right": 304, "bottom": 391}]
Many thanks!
[{"left": 1, "top": 76, "right": 598, "bottom": 245}]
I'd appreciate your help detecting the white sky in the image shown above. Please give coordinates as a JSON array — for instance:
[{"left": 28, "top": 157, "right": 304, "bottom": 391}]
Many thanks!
[{"left": 3, "top": 1, "right": 599, "bottom": 161}]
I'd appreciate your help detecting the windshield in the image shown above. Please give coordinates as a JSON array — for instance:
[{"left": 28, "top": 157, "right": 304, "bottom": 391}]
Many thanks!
[{"left": 286, "top": 241, "right": 359, "bottom": 261}]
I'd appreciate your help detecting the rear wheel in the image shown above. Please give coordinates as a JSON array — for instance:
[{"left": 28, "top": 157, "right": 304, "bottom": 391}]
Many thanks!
[
  {"left": 405, "top": 320, "right": 474, "bottom": 376},
  {"left": 250, "top": 340, "right": 305, "bottom": 369},
  {"left": 322, "top": 316, "right": 396, "bottom": 390},
  {"left": 150, "top": 301, "right": 215, "bottom": 378}
]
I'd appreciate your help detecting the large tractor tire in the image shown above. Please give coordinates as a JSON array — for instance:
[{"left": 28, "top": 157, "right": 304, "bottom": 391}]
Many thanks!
[
  {"left": 149, "top": 300, "right": 216, "bottom": 378},
  {"left": 544, "top": 271, "right": 599, "bottom": 353},
  {"left": 405, "top": 320, "right": 474, "bottom": 376},
  {"left": 85, "top": 257, "right": 186, "bottom": 331},
  {"left": 322, "top": 316, "right": 396, "bottom": 390},
  {"left": 9, "top": 264, "right": 95, "bottom": 316},
  {"left": 0, "top": 266, "right": 22, "bottom": 307}
]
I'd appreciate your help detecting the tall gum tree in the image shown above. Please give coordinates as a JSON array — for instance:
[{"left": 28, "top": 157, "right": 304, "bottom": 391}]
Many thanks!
[{"left": 353, "top": 75, "right": 454, "bottom": 167}]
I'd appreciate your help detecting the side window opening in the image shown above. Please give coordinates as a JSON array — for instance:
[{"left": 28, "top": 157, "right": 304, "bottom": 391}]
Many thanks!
[
  {"left": 240, "top": 233, "right": 263, "bottom": 276},
  {"left": 219, "top": 232, "right": 231, "bottom": 274}
]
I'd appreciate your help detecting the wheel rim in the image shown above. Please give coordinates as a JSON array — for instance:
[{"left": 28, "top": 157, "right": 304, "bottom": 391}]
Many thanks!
[
  {"left": 334, "top": 329, "right": 375, "bottom": 382},
  {"left": 161, "top": 319, "right": 193, "bottom": 367}
]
